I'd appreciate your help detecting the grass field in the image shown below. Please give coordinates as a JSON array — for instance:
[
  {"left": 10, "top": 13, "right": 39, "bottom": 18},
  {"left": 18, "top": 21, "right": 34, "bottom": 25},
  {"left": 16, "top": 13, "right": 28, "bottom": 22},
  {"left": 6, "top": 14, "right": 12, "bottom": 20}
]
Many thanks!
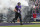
[{"left": 0, "top": 25, "right": 40, "bottom": 27}]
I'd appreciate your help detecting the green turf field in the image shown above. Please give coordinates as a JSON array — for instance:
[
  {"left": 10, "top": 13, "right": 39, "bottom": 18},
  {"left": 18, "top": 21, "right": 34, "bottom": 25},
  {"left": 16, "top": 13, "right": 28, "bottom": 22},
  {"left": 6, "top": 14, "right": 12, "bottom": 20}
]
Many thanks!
[{"left": 0, "top": 25, "right": 40, "bottom": 27}]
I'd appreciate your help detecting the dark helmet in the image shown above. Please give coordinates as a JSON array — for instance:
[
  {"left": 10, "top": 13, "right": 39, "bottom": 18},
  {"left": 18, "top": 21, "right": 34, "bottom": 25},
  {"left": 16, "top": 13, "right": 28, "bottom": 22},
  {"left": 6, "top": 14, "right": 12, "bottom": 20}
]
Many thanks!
[{"left": 17, "top": 2, "right": 21, "bottom": 4}]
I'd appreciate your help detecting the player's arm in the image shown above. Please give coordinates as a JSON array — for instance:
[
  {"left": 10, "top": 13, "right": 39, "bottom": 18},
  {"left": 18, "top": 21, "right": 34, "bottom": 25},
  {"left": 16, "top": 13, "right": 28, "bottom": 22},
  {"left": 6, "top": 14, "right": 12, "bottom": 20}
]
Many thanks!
[
  {"left": 14, "top": 6, "right": 17, "bottom": 12},
  {"left": 14, "top": 8, "right": 17, "bottom": 12}
]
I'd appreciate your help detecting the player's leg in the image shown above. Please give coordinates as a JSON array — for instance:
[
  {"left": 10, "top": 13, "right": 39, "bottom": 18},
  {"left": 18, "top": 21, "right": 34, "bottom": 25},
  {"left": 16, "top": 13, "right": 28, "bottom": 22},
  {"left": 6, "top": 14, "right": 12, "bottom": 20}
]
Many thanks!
[
  {"left": 19, "top": 13, "right": 23, "bottom": 25},
  {"left": 13, "top": 13, "right": 19, "bottom": 23}
]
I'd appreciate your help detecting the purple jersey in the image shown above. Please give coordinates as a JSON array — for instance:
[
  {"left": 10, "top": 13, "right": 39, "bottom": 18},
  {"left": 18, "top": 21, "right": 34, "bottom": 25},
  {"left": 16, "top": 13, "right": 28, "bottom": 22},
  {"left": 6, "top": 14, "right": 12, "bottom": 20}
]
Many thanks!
[{"left": 15, "top": 6, "right": 21, "bottom": 13}]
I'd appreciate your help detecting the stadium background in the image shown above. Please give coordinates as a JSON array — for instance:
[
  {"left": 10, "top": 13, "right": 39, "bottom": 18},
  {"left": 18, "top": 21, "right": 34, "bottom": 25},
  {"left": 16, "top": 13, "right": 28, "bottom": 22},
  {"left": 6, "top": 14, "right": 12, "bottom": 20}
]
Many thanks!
[{"left": 0, "top": 0, "right": 40, "bottom": 27}]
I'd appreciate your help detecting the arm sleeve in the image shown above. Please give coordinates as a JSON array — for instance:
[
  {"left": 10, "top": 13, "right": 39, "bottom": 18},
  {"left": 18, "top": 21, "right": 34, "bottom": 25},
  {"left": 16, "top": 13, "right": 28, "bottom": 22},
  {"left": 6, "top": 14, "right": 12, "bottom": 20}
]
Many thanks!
[{"left": 15, "top": 6, "right": 17, "bottom": 10}]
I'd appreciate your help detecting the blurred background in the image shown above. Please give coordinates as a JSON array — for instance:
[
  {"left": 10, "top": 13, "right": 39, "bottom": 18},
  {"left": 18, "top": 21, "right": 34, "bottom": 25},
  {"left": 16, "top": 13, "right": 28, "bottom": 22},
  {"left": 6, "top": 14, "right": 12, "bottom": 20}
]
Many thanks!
[{"left": 0, "top": 0, "right": 40, "bottom": 23}]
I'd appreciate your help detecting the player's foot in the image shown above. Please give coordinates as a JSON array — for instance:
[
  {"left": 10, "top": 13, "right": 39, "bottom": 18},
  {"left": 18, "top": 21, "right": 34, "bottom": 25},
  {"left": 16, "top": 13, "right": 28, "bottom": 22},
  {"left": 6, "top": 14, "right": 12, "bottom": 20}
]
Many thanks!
[
  {"left": 13, "top": 20, "right": 15, "bottom": 23},
  {"left": 14, "top": 21, "right": 15, "bottom": 23},
  {"left": 10, "top": 21, "right": 12, "bottom": 23},
  {"left": 20, "top": 24, "right": 23, "bottom": 25},
  {"left": 20, "top": 22, "right": 23, "bottom": 25}
]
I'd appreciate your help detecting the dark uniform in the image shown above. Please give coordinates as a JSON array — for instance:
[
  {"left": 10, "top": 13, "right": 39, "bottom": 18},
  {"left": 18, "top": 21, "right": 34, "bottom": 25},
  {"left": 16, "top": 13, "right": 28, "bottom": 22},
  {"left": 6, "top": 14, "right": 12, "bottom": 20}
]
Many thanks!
[{"left": 13, "top": 5, "right": 22, "bottom": 25}]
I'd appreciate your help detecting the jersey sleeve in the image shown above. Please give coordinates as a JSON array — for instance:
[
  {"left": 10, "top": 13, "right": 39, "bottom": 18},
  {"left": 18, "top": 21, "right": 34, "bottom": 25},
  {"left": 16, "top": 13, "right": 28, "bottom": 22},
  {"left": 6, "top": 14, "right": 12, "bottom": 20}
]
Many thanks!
[{"left": 15, "top": 6, "right": 17, "bottom": 10}]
